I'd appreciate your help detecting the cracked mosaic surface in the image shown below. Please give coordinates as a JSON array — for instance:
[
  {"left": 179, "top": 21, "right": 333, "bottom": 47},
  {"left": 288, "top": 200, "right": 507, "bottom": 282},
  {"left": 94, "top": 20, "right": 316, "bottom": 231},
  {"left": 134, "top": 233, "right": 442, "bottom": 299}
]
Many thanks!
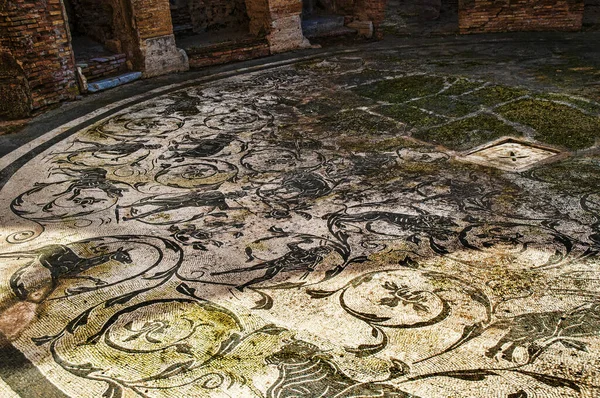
[{"left": 1, "top": 52, "right": 600, "bottom": 398}]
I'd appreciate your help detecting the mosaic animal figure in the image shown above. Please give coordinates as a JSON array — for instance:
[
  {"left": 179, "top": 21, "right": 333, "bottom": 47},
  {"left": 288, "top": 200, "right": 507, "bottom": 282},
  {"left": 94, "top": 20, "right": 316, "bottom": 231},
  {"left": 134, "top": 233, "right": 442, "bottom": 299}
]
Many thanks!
[
  {"left": 2, "top": 244, "right": 132, "bottom": 302},
  {"left": 159, "top": 133, "right": 237, "bottom": 161},
  {"left": 50, "top": 167, "right": 126, "bottom": 199},
  {"left": 329, "top": 211, "right": 458, "bottom": 236},
  {"left": 118, "top": 190, "right": 230, "bottom": 222},
  {"left": 265, "top": 339, "right": 419, "bottom": 397},
  {"left": 57, "top": 139, "right": 161, "bottom": 161},
  {"left": 485, "top": 301, "right": 600, "bottom": 363},
  {"left": 327, "top": 210, "right": 458, "bottom": 254},
  {"left": 212, "top": 243, "right": 331, "bottom": 291},
  {"left": 261, "top": 172, "right": 333, "bottom": 202}
]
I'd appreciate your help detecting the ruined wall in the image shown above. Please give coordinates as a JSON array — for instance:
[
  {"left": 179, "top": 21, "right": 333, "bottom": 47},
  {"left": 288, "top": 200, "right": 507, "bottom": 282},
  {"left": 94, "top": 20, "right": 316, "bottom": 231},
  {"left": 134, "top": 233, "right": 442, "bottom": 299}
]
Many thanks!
[
  {"left": 459, "top": 0, "right": 584, "bottom": 33},
  {"left": 0, "top": 0, "right": 78, "bottom": 113}
]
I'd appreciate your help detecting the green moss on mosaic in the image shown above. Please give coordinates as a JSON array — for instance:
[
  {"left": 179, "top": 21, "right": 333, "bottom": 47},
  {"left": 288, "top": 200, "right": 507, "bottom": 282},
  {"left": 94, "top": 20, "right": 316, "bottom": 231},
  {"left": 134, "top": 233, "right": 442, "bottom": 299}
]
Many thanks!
[
  {"left": 353, "top": 75, "right": 445, "bottom": 103},
  {"left": 376, "top": 104, "right": 446, "bottom": 127},
  {"left": 332, "top": 69, "right": 389, "bottom": 86},
  {"left": 535, "top": 93, "right": 600, "bottom": 115},
  {"left": 461, "top": 85, "right": 529, "bottom": 107},
  {"left": 441, "top": 78, "right": 484, "bottom": 96},
  {"left": 498, "top": 99, "right": 600, "bottom": 150},
  {"left": 528, "top": 156, "right": 600, "bottom": 193},
  {"left": 320, "top": 110, "right": 402, "bottom": 136},
  {"left": 410, "top": 96, "right": 480, "bottom": 118},
  {"left": 336, "top": 136, "right": 415, "bottom": 152},
  {"left": 298, "top": 94, "right": 373, "bottom": 117},
  {"left": 414, "top": 114, "right": 521, "bottom": 151},
  {"left": 298, "top": 99, "right": 344, "bottom": 116}
]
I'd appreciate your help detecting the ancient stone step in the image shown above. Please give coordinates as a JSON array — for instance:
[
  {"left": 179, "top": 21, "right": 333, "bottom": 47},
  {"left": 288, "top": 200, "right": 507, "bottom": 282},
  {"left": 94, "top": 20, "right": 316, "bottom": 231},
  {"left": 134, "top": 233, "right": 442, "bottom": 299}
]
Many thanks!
[
  {"left": 301, "top": 15, "right": 356, "bottom": 39},
  {"left": 86, "top": 72, "right": 143, "bottom": 93}
]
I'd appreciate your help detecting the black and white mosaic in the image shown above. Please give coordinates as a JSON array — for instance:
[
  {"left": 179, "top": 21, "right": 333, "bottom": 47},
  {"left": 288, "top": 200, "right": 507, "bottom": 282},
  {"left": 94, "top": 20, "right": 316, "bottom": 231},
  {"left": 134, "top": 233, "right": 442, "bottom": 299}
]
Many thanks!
[{"left": 1, "top": 52, "right": 600, "bottom": 398}]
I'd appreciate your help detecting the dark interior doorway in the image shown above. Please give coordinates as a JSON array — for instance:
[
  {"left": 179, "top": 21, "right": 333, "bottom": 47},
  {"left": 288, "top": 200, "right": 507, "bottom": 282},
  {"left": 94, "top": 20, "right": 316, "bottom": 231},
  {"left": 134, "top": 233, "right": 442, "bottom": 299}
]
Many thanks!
[
  {"left": 301, "top": 0, "right": 354, "bottom": 39},
  {"left": 63, "top": 0, "right": 128, "bottom": 82},
  {"left": 169, "top": 0, "right": 253, "bottom": 49},
  {"left": 584, "top": 0, "right": 600, "bottom": 31},
  {"left": 382, "top": 0, "right": 459, "bottom": 36}
]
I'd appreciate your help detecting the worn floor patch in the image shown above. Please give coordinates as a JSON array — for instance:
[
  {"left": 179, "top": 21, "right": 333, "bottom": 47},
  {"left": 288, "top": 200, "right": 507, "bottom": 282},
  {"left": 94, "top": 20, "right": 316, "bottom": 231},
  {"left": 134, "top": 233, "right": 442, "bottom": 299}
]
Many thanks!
[{"left": 0, "top": 52, "right": 600, "bottom": 398}]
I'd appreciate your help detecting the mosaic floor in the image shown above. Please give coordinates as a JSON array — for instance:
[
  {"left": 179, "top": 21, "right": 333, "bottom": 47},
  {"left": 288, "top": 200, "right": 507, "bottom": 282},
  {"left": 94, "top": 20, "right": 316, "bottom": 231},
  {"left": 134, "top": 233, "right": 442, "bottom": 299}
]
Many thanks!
[{"left": 1, "top": 47, "right": 600, "bottom": 398}]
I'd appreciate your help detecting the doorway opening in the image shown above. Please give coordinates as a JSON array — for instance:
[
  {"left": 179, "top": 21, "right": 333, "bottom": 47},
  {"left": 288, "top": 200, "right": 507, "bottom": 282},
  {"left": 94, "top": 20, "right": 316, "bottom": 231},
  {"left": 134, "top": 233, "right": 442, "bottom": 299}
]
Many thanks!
[
  {"left": 170, "top": 0, "right": 255, "bottom": 49},
  {"left": 301, "top": 0, "right": 355, "bottom": 39},
  {"left": 63, "top": 0, "right": 130, "bottom": 83},
  {"left": 382, "top": 0, "right": 459, "bottom": 36},
  {"left": 584, "top": 0, "right": 600, "bottom": 31}
]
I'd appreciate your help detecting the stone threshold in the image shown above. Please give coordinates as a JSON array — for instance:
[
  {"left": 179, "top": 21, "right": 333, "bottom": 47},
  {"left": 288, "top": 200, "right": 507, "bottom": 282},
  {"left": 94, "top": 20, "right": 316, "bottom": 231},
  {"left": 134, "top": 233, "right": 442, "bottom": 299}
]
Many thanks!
[{"left": 86, "top": 72, "right": 143, "bottom": 94}]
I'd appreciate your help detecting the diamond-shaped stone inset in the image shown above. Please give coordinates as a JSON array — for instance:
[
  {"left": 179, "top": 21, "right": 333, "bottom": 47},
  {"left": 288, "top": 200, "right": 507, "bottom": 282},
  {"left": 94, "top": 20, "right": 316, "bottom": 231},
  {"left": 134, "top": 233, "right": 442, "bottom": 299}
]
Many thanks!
[{"left": 462, "top": 138, "right": 560, "bottom": 172}]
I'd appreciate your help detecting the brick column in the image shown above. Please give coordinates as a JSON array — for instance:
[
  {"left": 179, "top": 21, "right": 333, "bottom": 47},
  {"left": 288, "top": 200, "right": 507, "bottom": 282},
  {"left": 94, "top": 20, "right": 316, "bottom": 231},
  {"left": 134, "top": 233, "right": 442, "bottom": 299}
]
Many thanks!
[
  {"left": 130, "top": 0, "right": 189, "bottom": 77},
  {"left": 246, "top": 0, "right": 310, "bottom": 53}
]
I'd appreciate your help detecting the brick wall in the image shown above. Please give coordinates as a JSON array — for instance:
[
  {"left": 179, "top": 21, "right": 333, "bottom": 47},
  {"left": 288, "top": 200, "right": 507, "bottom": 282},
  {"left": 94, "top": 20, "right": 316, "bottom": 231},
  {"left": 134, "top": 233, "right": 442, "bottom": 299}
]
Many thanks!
[
  {"left": 459, "top": 0, "right": 584, "bottom": 33},
  {"left": 187, "top": 38, "right": 269, "bottom": 67},
  {"left": 246, "top": 0, "right": 272, "bottom": 35},
  {"left": 0, "top": 0, "right": 78, "bottom": 112},
  {"left": 356, "top": 0, "right": 387, "bottom": 36},
  {"left": 77, "top": 53, "right": 127, "bottom": 81},
  {"left": 314, "top": 0, "right": 386, "bottom": 37},
  {"left": 132, "top": 0, "right": 174, "bottom": 39},
  {"left": 131, "top": 0, "right": 189, "bottom": 77}
]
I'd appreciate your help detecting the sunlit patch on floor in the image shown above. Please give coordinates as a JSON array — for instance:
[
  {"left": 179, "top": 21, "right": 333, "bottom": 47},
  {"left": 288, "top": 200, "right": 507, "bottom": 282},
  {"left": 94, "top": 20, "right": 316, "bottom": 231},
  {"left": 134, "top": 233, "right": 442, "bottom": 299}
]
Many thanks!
[{"left": 461, "top": 138, "right": 561, "bottom": 172}]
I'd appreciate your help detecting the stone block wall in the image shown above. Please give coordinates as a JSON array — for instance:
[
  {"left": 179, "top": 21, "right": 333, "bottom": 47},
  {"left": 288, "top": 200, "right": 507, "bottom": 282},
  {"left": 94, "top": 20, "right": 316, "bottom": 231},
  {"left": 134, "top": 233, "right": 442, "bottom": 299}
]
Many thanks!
[
  {"left": 459, "top": 0, "right": 584, "bottom": 33},
  {"left": 0, "top": 0, "right": 79, "bottom": 114}
]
